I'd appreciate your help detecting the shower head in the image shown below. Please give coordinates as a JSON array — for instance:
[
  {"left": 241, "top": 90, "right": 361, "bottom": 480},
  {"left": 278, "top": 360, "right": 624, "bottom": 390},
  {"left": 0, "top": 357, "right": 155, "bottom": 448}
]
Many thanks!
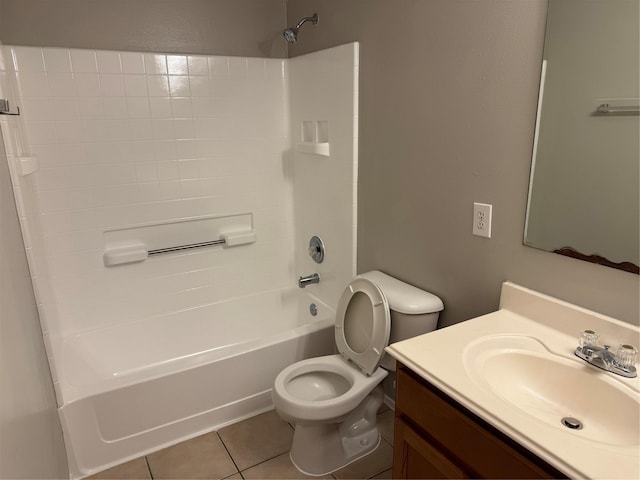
[
  {"left": 283, "top": 27, "right": 298, "bottom": 44},
  {"left": 283, "top": 13, "right": 319, "bottom": 44}
]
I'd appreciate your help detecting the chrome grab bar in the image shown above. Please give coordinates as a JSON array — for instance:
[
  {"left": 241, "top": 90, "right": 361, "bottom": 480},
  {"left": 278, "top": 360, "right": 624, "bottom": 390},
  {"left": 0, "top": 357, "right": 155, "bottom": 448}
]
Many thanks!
[{"left": 148, "top": 239, "right": 226, "bottom": 256}]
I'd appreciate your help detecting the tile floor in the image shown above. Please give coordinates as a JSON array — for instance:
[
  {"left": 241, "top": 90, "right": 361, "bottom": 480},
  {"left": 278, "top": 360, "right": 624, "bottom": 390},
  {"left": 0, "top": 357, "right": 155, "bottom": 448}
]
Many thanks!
[{"left": 87, "top": 407, "right": 395, "bottom": 480}]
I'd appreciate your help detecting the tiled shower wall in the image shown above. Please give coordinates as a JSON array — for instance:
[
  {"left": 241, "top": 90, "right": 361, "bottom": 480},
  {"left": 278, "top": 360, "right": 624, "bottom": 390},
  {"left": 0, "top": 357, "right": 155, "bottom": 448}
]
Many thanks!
[
  {"left": 0, "top": 46, "right": 294, "bottom": 340},
  {"left": 289, "top": 44, "right": 359, "bottom": 308}
]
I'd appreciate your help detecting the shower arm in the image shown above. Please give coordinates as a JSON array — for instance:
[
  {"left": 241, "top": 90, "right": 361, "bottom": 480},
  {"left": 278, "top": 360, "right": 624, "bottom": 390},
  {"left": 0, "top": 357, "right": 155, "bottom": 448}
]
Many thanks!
[{"left": 295, "top": 14, "right": 319, "bottom": 30}]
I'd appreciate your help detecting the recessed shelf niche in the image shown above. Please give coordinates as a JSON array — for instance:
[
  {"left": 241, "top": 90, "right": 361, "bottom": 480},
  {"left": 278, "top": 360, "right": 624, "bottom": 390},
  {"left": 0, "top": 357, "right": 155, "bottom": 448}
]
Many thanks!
[{"left": 296, "top": 120, "right": 330, "bottom": 156}]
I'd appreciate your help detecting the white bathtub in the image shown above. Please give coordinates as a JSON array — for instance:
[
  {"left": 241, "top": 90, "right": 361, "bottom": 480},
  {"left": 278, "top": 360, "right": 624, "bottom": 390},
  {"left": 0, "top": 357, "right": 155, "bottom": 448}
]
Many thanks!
[{"left": 57, "top": 288, "right": 335, "bottom": 479}]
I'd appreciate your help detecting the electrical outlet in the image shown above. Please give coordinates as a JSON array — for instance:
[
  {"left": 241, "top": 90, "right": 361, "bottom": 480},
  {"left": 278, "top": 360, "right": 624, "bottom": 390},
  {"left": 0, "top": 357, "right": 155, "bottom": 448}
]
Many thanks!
[{"left": 472, "top": 202, "right": 492, "bottom": 238}]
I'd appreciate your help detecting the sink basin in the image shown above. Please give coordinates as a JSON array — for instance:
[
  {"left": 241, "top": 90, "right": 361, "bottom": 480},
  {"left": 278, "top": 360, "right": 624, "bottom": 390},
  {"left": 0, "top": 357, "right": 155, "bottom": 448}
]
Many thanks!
[{"left": 464, "top": 335, "right": 640, "bottom": 447}]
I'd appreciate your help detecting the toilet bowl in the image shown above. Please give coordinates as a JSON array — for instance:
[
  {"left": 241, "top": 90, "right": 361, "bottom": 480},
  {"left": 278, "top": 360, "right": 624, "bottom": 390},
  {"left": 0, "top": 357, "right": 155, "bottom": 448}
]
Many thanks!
[
  {"left": 272, "top": 271, "right": 444, "bottom": 476},
  {"left": 274, "top": 354, "right": 388, "bottom": 422}
]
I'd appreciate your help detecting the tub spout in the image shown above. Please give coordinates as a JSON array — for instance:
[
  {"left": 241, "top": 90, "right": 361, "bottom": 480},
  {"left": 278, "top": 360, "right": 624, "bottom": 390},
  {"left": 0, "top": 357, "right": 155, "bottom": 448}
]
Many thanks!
[{"left": 298, "top": 273, "right": 320, "bottom": 288}]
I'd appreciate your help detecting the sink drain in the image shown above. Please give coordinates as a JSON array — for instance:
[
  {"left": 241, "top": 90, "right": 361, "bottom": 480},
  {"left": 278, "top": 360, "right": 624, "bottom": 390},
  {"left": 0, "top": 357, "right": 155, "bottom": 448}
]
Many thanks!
[{"left": 561, "top": 417, "right": 583, "bottom": 430}]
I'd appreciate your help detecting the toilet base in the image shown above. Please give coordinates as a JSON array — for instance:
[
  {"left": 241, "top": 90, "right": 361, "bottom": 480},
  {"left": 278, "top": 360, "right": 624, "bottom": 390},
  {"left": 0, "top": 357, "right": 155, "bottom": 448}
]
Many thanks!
[{"left": 289, "top": 386, "right": 384, "bottom": 476}]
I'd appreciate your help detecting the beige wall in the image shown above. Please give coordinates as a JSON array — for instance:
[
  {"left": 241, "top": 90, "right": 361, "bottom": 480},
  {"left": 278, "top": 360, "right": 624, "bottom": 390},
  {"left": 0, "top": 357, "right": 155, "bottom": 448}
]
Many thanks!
[
  {"left": 0, "top": 1, "right": 4, "bottom": 43},
  {"left": 0, "top": 130, "right": 68, "bottom": 478},
  {"left": 0, "top": 0, "right": 287, "bottom": 58},
  {"left": 287, "top": 0, "right": 639, "bottom": 327}
]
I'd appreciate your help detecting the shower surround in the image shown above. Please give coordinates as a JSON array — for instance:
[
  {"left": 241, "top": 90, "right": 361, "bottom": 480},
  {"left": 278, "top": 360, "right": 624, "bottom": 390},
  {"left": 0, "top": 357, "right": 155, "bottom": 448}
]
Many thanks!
[{"left": 0, "top": 43, "right": 358, "bottom": 478}]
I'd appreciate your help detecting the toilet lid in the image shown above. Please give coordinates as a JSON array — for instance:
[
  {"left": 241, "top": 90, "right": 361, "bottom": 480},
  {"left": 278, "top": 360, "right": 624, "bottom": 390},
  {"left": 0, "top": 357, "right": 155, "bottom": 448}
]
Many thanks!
[{"left": 335, "top": 277, "right": 391, "bottom": 376}]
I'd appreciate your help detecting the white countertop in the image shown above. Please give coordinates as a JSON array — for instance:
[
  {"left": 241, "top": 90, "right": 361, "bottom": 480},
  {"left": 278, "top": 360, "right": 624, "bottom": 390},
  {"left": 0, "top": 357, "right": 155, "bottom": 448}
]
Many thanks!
[{"left": 385, "top": 282, "right": 640, "bottom": 479}]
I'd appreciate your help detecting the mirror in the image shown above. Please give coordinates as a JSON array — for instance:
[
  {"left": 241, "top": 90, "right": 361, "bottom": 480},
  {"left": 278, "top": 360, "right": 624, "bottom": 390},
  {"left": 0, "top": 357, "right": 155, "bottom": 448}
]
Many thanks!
[{"left": 525, "top": 0, "right": 639, "bottom": 274}]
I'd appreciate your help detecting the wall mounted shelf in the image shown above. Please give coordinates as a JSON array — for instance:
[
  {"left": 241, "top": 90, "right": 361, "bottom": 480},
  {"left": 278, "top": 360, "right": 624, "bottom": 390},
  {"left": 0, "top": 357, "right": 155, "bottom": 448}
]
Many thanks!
[{"left": 295, "top": 142, "right": 330, "bottom": 156}]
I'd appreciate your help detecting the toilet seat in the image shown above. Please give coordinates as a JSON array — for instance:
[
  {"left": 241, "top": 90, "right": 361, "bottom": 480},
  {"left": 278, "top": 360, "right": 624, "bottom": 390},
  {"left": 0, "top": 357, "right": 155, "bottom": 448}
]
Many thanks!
[{"left": 335, "top": 277, "right": 391, "bottom": 375}]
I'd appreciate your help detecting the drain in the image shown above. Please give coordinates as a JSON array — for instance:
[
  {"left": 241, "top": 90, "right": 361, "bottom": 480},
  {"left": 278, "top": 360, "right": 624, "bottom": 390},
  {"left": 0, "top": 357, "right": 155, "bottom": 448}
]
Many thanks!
[{"left": 561, "top": 417, "right": 583, "bottom": 430}]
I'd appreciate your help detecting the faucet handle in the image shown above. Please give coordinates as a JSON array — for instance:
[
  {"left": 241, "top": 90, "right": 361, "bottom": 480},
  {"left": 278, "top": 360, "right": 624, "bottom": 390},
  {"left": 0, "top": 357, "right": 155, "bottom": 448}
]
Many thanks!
[
  {"left": 579, "top": 329, "right": 599, "bottom": 347},
  {"left": 615, "top": 344, "right": 638, "bottom": 368}
]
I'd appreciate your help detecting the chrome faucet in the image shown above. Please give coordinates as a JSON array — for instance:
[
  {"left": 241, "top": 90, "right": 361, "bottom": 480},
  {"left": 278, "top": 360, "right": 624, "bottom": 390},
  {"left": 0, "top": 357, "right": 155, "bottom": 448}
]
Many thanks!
[
  {"left": 298, "top": 273, "right": 320, "bottom": 288},
  {"left": 575, "top": 330, "right": 637, "bottom": 378}
]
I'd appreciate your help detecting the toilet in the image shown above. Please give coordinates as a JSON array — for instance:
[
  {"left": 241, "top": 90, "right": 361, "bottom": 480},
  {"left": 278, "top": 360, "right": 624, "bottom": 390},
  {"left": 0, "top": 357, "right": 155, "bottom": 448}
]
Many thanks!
[{"left": 272, "top": 270, "right": 444, "bottom": 476}]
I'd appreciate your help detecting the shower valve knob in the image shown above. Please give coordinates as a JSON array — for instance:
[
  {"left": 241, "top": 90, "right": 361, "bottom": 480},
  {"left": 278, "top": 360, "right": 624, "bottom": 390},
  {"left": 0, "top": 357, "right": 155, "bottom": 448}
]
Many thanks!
[{"left": 308, "top": 236, "right": 325, "bottom": 263}]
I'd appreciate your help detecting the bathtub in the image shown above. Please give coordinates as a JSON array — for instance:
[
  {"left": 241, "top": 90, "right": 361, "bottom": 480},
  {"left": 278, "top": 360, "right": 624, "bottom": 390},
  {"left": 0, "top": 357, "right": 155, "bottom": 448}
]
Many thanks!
[{"left": 56, "top": 288, "right": 335, "bottom": 479}]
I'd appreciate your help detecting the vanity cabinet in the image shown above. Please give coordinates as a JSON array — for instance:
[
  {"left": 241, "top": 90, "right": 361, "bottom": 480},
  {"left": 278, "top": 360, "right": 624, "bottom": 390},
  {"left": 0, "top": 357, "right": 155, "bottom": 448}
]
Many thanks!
[{"left": 392, "top": 363, "right": 567, "bottom": 479}]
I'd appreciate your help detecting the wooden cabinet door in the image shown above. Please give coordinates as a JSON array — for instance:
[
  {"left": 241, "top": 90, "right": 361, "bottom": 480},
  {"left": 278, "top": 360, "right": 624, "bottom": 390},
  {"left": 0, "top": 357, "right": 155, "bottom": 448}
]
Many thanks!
[
  {"left": 393, "top": 416, "right": 469, "bottom": 479},
  {"left": 393, "top": 364, "right": 566, "bottom": 479}
]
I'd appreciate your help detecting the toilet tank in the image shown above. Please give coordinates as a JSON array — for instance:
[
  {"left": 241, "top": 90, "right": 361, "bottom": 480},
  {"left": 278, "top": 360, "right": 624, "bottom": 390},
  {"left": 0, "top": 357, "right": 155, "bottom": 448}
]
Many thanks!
[{"left": 358, "top": 271, "right": 444, "bottom": 371}]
